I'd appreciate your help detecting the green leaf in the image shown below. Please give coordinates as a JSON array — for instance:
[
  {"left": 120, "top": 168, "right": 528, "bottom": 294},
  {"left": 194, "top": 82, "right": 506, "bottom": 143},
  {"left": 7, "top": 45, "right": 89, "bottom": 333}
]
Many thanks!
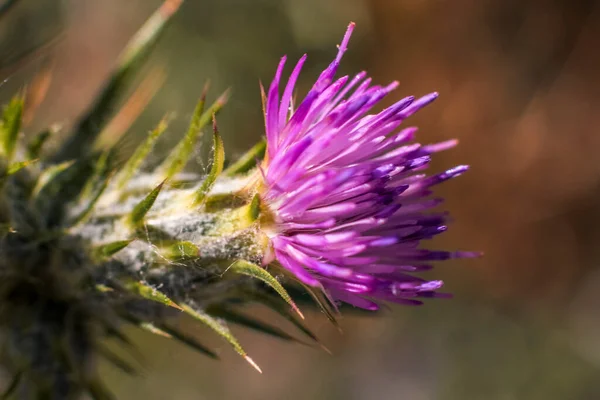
[
  {"left": 0, "top": 94, "right": 23, "bottom": 162},
  {"left": 157, "top": 240, "right": 199, "bottom": 260},
  {"left": 154, "top": 323, "right": 219, "bottom": 359},
  {"left": 190, "top": 116, "right": 225, "bottom": 206},
  {"left": 71, "top": 170, "right": 114, "bottom": 226},
  {"left": 95, "top": 284, "right": 113, "bottom": 293},
  {"left": 127, "top": 179, "right": 166, "bottom": 228},
  {"left": 125, "top": 281, "right": 183, "bottom": 311},
  {"left": 116, "top": 116, "right": 169, "bottom": 189},
  {"left": 93, "top": 240, "right": 134, "bottom": 259},
  {"left": 6, "top": 159, "right": 37, "bottom": 175},
  {"left": 0, "top": 159, "right": 38, "bottom": 188},
  {"left": 52, "top": 0, "right": 183, "bottom": 162},
  {"left": 31, "top": 160, "right": 76, "bottom": 197},
  {"left": 79, "top": 150, "right": 114, "bottom": 200},
  {"left": 33, "top": 156, "right": 98, "bottom": 228},
  {"left": 161, "top": 88, "right": 229, "bottom": 180},
  {"left": 180, "top": 303, "right": 261, "bottom": 372},
  {"left": 223, "top": 139, "right": 266, "bottom": 176},
  {"left": 229, "top": 260, "right": 303, "bottom": 319},
  {"left": 26, "top": 128, "right": 53, "bottom": 160}
]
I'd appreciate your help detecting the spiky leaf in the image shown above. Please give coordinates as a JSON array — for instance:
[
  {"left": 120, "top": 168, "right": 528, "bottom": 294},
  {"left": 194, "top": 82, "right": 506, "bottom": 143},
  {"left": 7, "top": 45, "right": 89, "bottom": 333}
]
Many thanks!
[
  {"left": 125, "top": 281, "right": 182, "bottom": 311},
  {"left": 31, "top": 160, "right": 76, "bottom": 197},
  {"left": 116, "top": 117, "right": 169, "bottom": 189},
  {"left": 179, "top": 304, "right": 261, "bottom": 372},
  {"left": 26, "top": 128, "right": 54, "bottom": 159},
  {"left": 161, "top": 89, "right": 228, "bottom": 180},
  {"left": 26, "top": 128, "right": 53, "bottom": 159},
  {"left": 6, "top": 159, "right": 37, "bottom": 175},
  {"left": 229, "top": 260, "right": 303, "bottom": 319},
  {"left": 79, "top": 150, "right": 114, "bottom": 200},
  {"left": 93, "top": 240, "right": 135, "bottom": 259},
  {"left": 0, "top": 159, "right": 37, "bottom": 188},
  {"left": 191, "top": 117, "right": 225, "bottom": 206},
  {"left": 71, "top": 170, "right": 114, "bottom": 225},
  {"left": 0, "top": 94, "right": 23, "bottom": 162},
  {"left": 127, "top": 180, "right": 166, "bottom": 228}
]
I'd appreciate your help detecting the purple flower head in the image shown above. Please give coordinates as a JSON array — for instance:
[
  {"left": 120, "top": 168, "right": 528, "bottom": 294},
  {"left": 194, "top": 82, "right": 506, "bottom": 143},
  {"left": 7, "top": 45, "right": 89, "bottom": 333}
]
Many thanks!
[{"left": 258, "top": 23, "right": 477, "bottom": 310}]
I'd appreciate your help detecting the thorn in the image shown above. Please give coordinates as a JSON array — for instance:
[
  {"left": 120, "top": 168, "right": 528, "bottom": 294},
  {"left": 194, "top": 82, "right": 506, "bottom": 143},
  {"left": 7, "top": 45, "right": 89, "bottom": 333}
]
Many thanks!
[
  {"left": 161, "top": 0, "right": 183, "bottom": 16},
  {"left": 216, "top": 88, "right": 231, "bottom": 107},
  {"left": 244, "top": 356, "right": 263, "bottom": 374},
  {"left": 319, "top": 344, "right": 333, "bottom": 355},
  {"left": 127, "top": 179, "right": 167, "bottom": 227},
  {"left": 140, "top": 323, "right": 172, "bottom": 338},
  {"left": 201, "top": 80, "right": 211, "bottom": 101},
  {"left": 291, "top": 304, "right": 305, "bottom": 320}
]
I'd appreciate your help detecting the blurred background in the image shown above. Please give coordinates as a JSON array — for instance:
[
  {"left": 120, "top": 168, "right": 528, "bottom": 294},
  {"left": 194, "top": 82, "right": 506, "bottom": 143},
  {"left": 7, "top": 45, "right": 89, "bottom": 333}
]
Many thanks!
[{"left": 2, "top": 0, "right": 600, "bottom": 398}]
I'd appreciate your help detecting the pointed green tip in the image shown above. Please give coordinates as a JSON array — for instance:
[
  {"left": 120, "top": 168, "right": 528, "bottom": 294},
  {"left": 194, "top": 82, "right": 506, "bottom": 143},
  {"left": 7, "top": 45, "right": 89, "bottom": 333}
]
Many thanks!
[
  {"left": 0, "top": 93, "right": 24, "bottom": 163},
  {"left": 126, "top": 281, "right": 183, "bottom": 311},
  {"left": 71, "top": 169, "right": 115, "bottom": 226},
  {"left": 127, "top": 179, "right": 167, "bottom": 228},
  {"left": 223, "top": 139, "right": 266, "bottom": 177},
  {"left": 6, "top": 159, "right": 38, "bottom": 175},
  {"left": 160, "top": 88, "right": 227, "bottom": 180},
  {"left": 93, "top": 239, "right": 135, "bottom": 259},
  {"left": 26, "top": 128, "right": 53, "bottom": 160},
  {"left": 190, "top": 117, "right": 225, "bottom": 207},
  {"left": 229, "top": 260, "right": 304, "bottom": 320},
  {"left": 179, "top": 303, "right": 259, "bottom": 370},
  {"left": 200, "top": 80, "right": 211, "bottom": 102},
  {"left": 116, "top": 116, "right": 169, "bottom": 190},
  {"left": 216, "top": 88, "right": 231, "bottom": 107},
  {"left": 32, "top": 160, "right": 76, "bottom": 197}
]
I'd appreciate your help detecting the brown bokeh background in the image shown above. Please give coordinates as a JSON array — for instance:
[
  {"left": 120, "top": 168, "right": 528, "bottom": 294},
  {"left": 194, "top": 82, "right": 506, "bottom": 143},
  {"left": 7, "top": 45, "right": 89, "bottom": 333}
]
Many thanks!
[{"left": 2, "top": 0, "right": 600, "bottom": 398}]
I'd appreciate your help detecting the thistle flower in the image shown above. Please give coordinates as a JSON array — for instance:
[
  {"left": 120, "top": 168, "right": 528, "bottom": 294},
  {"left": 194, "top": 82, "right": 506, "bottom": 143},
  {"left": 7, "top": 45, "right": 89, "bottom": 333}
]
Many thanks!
[
  {"left": 259, "top": 22, "right": 477, "bottom": 310},
  {"left": 0, "top": 3, "right": 475, "bottom": 398}
]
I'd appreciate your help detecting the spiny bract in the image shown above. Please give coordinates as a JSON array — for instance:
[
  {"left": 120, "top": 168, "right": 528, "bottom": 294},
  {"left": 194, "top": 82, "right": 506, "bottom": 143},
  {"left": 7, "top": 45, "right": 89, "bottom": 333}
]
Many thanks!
[{"left": 0, "top": 1, "right": 473, "bottom": 399}]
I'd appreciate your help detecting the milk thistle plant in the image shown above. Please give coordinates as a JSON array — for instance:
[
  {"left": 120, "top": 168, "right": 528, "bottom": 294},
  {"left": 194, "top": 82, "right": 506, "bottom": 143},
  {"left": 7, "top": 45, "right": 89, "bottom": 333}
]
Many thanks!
[{"left": 0, "top": 1, "right": 475, "bottom": 398}]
